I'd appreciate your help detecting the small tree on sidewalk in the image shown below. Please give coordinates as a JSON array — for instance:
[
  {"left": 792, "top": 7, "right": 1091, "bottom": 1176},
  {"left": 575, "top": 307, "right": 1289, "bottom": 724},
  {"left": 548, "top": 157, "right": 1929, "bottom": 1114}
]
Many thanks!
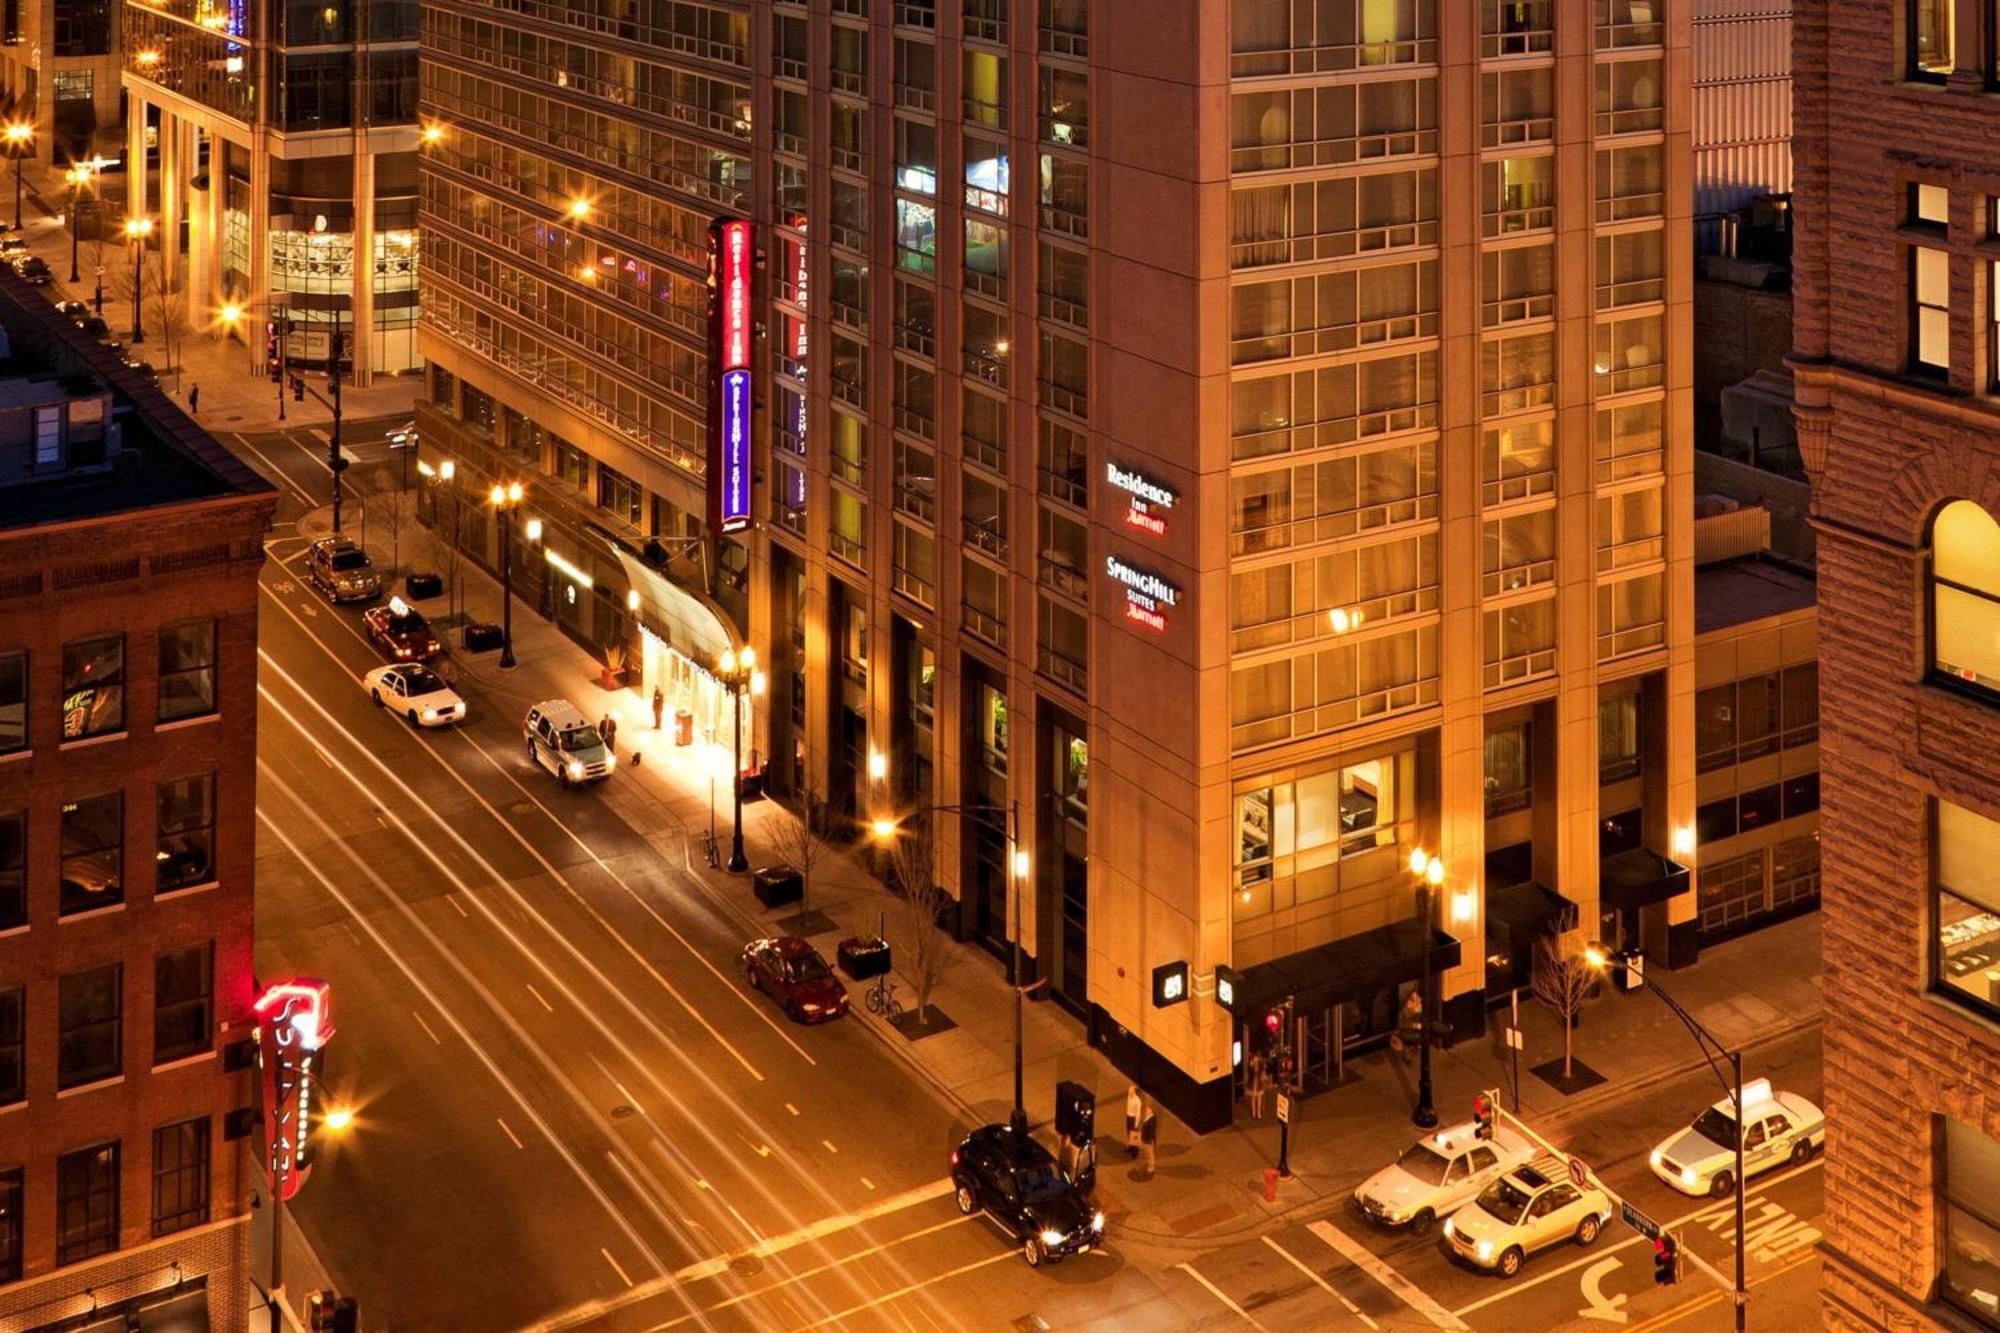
[
  {"left": 377, "top": 478, "right": 409, "bottom": 577},
  {"left": 1531, "top": 933, "right": 1594, "bottom": 1080},
  {"left": 431, "top": 481, "right": 465, "bottom": 622},
  {"left": 769, "top": 776, "right": 831, "bottom": 917},
  {"left": 886, "top": 815, "right": 953, "bottom": 1027}
]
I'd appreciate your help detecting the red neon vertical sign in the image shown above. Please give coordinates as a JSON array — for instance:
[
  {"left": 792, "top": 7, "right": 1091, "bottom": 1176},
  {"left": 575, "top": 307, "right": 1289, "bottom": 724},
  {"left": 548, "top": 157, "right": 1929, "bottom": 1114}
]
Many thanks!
[
  {"left": 255, "top": 979, "right": 334, "bottom": 1202},
  {"left": 719, "top": 218, "right": 753, "bottom": 372}
]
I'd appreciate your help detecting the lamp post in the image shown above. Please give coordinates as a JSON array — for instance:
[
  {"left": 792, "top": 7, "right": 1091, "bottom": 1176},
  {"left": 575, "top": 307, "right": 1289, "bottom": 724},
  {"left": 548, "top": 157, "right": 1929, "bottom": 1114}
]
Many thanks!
[
  {"left": 489, "top": 482, "right": 524, "bottom": 669},
  {"left": 716, "top": 646, "right": 762, "bottom": 872},
  {"left": 64, "top": 161, "right": 94, "bottom": 283},
  {"left": 1408, "top": 849, "right": 1445, "bottom": 1128},
  {"left": 873, "top": 801, "right": 1031, "bottom": 1134},
  {"left": 124, "top": 216, "right": 153, "bottom": 343},
  {"left": 1585, "top": 943, "right": 1747, "bottom": 1331},
  {"left": 265, "top": 1083, "right": 354, "bottom": 1331},
  {"left": 5, "top": 121, "right": 31, "bottom": 231}
]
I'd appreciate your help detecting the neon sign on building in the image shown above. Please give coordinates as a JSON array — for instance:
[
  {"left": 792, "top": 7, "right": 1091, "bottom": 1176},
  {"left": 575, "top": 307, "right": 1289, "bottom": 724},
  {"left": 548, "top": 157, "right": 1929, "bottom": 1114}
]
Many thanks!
[
  {"left": 1105, "top": 554, "right": 1180, "bottom": 632},
  {"left": 255, "top": 979, "right": 334, "bottom": 1201},
  {"left": 710, "top": 218, "right": 754, "bottom": 534},
  {"left": 1106, "top": 462, "right": 1176, "bottom": 537}
]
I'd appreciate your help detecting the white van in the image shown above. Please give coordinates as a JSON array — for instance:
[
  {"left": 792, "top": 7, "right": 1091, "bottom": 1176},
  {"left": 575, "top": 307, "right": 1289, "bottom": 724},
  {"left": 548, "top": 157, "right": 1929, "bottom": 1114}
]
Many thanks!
[{"left": 523, "top": 699, "right": 615, "bottom": 787}]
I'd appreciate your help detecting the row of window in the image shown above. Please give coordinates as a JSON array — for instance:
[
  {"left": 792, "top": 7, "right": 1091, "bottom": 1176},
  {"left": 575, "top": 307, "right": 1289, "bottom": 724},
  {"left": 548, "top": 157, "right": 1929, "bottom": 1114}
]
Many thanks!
[
  {"left": 1696, "top": 773, "right": 1820, "bottom": 845},
  {"left": 0, "top": 1119, "right": 212, "bottom": 1282},
  {"left": 1694, "top": 663, "right": 1818, "bottom": 772},
  {"left": 0, "top": 772, "right": 216, "bottom": 926},
  {"left": 0, "top": 943, "right": 213, "bottom": 1104},
  {"left": 0, "top": 622, "right": 216, "bottom": 753},
  {"left": 1482, "top": 694, "right": 1645, "bottom": 815}
]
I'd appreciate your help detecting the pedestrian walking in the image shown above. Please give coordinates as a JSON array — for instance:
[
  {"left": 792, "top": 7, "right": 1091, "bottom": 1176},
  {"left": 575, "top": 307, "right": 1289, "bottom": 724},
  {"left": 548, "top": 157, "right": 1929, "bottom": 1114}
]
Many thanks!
[
  {"left": 598, "top": 713, "right": 618, "bottom": 748},
  {"left": 1124, "top": 1084, "right": 1143, "bottom": 1157},
  {"left": 188, "top": 382, "right": 199, "bottom": 414},
  {"left": 652, "top": 686, "right": 666, "bottom": 731},
  {"left": 1246, "top": 1051, "right": 1269, "bottom": 1120},
  {"left": 1139, "top": 1108, "right": 1158, "bottom": 1179}
]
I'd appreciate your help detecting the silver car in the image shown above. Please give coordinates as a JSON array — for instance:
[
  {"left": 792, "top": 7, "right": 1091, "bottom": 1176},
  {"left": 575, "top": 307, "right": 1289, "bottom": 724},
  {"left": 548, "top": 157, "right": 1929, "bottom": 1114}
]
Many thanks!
[{"left": 307, "top": 535, "right": 381, "bottom": 602}]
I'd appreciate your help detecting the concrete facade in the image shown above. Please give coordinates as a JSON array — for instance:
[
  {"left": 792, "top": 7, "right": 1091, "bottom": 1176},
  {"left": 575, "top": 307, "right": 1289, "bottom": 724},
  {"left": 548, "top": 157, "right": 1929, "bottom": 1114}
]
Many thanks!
[{"left": 1792, "top": 0, "right": 2000, "bottom": 1326}]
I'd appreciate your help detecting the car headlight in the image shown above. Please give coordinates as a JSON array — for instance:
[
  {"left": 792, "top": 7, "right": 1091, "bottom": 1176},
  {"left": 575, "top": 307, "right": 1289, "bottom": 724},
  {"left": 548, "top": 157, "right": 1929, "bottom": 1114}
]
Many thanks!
[
  {"left": 1680, "top": 1166, "right": 1699, "bottom": 1187},
  {"left": 605, "top": 753, "right": 618, "bottom": 770},
  {"left": 1443, "top": 1218, "right": 1455, "bottom": 1238},
  {"left": 1649, "top": 1149, "right": 1663, "bottom": 1169},
  {"left": 1039, "top": 1229, "right": 1066, "bottom": 1249},
  {"left": 422, "top": 708, "right": 439, "bottom": 721},
  {"left": 567, "top": 760, "right": 584, "bottom": 779},
  {"left": 1476, "top": 1241, "right": 1493, "bottom": 1260},
  {"left": 1091, "top": 1210, "right": 1105, "bottom": 1232}
]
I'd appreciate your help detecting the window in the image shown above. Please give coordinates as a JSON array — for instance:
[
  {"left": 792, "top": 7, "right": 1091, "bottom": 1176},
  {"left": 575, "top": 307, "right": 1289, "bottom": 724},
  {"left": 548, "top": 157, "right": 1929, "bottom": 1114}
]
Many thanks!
[
  {"left": 154, "top": 943, "right": 212, "bottom": 1064},
  {"left": 1600, "top": 693, "right": 1641, "bottom": 783},
  {"left": 1697, "top": 672, "right": 1811, "bottom": 770},
  {"left": 152, "top": 1118, "right": 210, "bottom": 1236},
  {"left": 896, "top": 199, "right": 937, "bottom": 273},
  {"left": 0, "top": 1169, "right": 18, "bottom": 1282},
  {"left": 61, "top": 635, "right": 124, "bottom": 739},
  {"left": 1942, "top": 1118, "right": 2000, "bottom": 1324},
  {"left": 58, "top": 965, "right": 121, "bottom": 1089},
  {"left": 56, "top": 1143, "right": 119, "bottom": 1265},
  {"left": 1911, "top": 0, "right": 1953, "bottom": 77},
  {"left": 1914, "top": 246, "right": 1950, "bottom": 375},
  {"left": 1782, "top": 772, "right": 1820, "bottom": 818},
  {"left": 1913, "top": 182, "right": 1950, "bottom": 228},
  {"left": 158, "top": 620, "right": 216, "bottom": 722},
  {"left": 158, "top": 773, "right": 216, "bottom": 893},
  {"left": 0, "top": 988, "right": 20, "bottom": 1105},
  {"left": 1938, "top": 799, "right": 2000, "bottom": 1024},
  {"left": 964, "top": 50, "right": 1006, "bottom": 127},
  {"left": 965, "top": 137, "right": 1009, "bottom": 214},
  {"left": 1696, "top": 795, "right": 1737, "bottom": 845},
  {"left": 60, "top": 791, "right": 122, "bottom": 914},
  {"left": 1934, "top": 500, "right": 2000, "bottom": 694},
  {"left": 53, "top": 69, "right": 94, "bottom": 101},
  {"left": 1484, "top": 722, "right": 1532, "bottom": 816},
  {"left": 32, "top": 407, "right": 60, "bottom": 468},
  {"left": 596, "top": 464, "right": 643, "bottom": 528},
  {"left": 0, "top": 810, "right": 20, "bottom": 930},
  {"left": 1737, "top": 784, "right": 1780, "bottom": 834},
  {"left": 0, "top": 651, "right": 22, "bottom": 754},
  {"left": 894, "top": 116, "right": 936, "bottom": 194}
]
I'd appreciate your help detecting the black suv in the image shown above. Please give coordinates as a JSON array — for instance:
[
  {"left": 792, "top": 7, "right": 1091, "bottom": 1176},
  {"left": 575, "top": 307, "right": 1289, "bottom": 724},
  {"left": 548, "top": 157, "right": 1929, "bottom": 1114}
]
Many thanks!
[{"left": 950, "top": 1125, "right": 1102, "bottom": 1268}]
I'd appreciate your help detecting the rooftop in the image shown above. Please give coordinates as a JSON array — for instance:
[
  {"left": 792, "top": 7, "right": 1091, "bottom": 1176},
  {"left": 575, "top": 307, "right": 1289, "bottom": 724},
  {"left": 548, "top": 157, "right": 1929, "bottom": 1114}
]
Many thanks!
[{"left": 1695, "top": 554, "right": 1818, "bottom": 634}]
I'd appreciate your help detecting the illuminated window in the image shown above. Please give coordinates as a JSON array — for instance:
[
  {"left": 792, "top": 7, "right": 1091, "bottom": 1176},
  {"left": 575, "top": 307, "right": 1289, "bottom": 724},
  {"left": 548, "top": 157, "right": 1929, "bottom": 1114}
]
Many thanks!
[
  {"left": 1914, "top": 246, "right": 1950, "bottom": 374},
  {"left": 1911, "top": 0, "right": 1953, "bottom": 77},
  {"left": 1599, "top": 693, "right": 1641, "bottom": 783},
  {"left": 1484, "top": 721, "right": 1532, "bottom": 816},
  {"left": 157, "top": 773, "right": 215, "bottom": 894},
  {"left": 1938, "top": 800, "right": 2000, "bottom": 1025},
  {"left": 1933, "top": 500, "right": 2000, "bottom": 693},
  {"left": 1913, "top": 182, "right": 1950, "bottom": 227},
  {"left": 1942, "top": 1118, "right": 2000, "bottom": 1321},
  {"left": 60, "top": 791, "right": 123, "bottom": 915}
]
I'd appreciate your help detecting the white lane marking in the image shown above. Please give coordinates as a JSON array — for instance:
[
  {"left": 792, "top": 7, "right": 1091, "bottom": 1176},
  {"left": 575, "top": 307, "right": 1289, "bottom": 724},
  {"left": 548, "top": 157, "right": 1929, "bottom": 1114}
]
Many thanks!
[
  {"left": 526, "top": 982, "right": 555, "bottom": 1013},
  {"left": 861, "top": 1177, "right": 876, "bottom": 1192},
  {"left": 1176, "top": 1262, "right": 1269, "bottom": 1331},
  {"left": 1577, "top": 1255, "right": 1629, "bottom": 1324},
  {"left": 497, "top": 1118, "right": 525, "bottom": 1150},
  {"left": 524, "top": 1178, "right": 958, "bottom": 1333},
  {"left": 822, "top": 1140, "right": 838, "bottom": 1154},
  {"left": 1308, "top": 1220, "right": 1469, "bottom": 1331},
  {"left": 411, "top": 1010, "right": 442, "bottom": 1045},
  {"left": 785, "top": 1103, "right": 799, "bottom": 1116},
  {"left": 602, "top": 1248, "right": 634, "bottom": 1288},
  {"left": 1262, "top": 1234, "right": 1379, "bottom": 1330},
  {"left": 1450, "top": 1158, "right": 1825, "bottom": 1317},
  {"left": 787, "top": 1251, "right": 1015, "bottom": 1333},
  {"left": 447, "top": 893, "right": 469, "bottom": 918},
  {"left": 227, "top": 433, "right": 318, "bottom": 505},
  {"left": 256, "top": 808, "right": 671, "bottom": 1276}
]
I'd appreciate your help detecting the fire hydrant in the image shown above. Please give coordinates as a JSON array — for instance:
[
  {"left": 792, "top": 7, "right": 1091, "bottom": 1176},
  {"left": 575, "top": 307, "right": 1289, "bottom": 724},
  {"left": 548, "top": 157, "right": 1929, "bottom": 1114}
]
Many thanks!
[{"left": 1263, "top": 1167, "right": 1280, "bottom": 1202}]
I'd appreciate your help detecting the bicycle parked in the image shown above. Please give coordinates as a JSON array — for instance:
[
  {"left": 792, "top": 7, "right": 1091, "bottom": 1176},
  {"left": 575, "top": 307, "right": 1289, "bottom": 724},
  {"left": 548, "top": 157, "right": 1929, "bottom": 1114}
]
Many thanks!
[{"left": 865, "top": 972, "right": 903, "bottom": 1019}]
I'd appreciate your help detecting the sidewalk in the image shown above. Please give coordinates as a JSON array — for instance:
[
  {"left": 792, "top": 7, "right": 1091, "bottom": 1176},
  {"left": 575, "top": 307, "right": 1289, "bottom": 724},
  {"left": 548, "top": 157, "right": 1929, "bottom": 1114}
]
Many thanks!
[
  {"left": 11, "top": 158, "right": 419, "bottom": 431},
  {"left": 300, "top": 371, "right": 1825, "bottom": 1256}
]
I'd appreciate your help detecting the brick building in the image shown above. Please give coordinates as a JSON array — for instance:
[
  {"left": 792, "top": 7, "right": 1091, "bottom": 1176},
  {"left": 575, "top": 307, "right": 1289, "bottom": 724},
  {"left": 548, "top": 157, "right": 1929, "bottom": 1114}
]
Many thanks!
[
  {"left": 1792, "top": 0, "right": 2000, "bottom": 1326},
  {"left": 0, "top": 274, "right": 275, "bottom": 1329}
]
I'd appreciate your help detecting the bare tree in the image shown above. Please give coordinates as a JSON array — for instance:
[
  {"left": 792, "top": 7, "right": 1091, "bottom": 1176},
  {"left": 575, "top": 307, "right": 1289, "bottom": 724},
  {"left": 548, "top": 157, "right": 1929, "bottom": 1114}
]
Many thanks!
[
  {"left": 431, "top": 482, "right": 465, "bottom": 622},
  {"left": 887, "top": 816, "right": 953, "bottom": 1027},
  {"left": 376, "top": 480, "right": 409, "bottom": 577},
  {"left": 152, "top": 277, "right": 191, "bottom": 388},
  {"left": 769, "top": 775, "right": 831, "bottom": 917},
  {"left": 1531, "top": 933, "right": 1594, "bottom": 1079}
]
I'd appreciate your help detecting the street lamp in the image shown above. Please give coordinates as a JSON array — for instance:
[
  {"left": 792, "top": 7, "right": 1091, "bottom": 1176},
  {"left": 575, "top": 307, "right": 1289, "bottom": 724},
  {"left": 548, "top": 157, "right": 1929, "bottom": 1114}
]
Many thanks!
[
  {"left": 63, "top": 160, "right": 96, "bottom": 283},
  {"left": 716, "top": 645, "right": 762, "bottom": 872},
  {"left": 1407, "top": 848, "right": 1445, "bottom": 1128},
  {"left": 873, "top": 800, "right": 1031, "bottom": 1134},
  {"left": 124, "top": 216, "right": 153, "bottom": 343},
  {"left": 1585, "top": 942, "right": 1747, "bottom": 1331},
  {"left": 4, "top": 121, "right": 32, "bottom": 231},
  {"left": 265, "top": 1079, "right": 354, "bottom": 1331},
  {"left": 489, "top": 482, "right": 524, "bottom": 669}
]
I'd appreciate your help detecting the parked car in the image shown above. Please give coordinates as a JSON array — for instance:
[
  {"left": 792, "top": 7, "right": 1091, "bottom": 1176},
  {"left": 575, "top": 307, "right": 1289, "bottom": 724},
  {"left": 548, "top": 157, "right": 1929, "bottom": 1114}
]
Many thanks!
[
  {"left": 950, "top": 1125, "right": 1104, "bottom": 1269},
  {"left": 13, "top": 256, "right": 51, "bottom": 285},
  {"left": 1442, "top": 1161, "right": 1612, "bottom": 1278},
  {"left": 363, "top": 596, "right": 442, "bottom": 662},
  {"left": 1354, "top": 1121, "right": 1535, "bottom": 1235},
  {"left": 305, "top": 535, "right": 380, "bottom": 602},
  {"left": 1649, "top": 1078, "right": 1824, "bottom": 1198},
  {"left": 363, "top": 663, "right": 464, "bottom": 728},
  {"left": 122, "top": 356, "right": 156, "bottom": 382},
  {"left": 741, "top": 936, "right": 848, "bottom": 1023},
  {"left": 75, "top": 315, "right": 108, "bottom": 338},
  {"left": 522, "top": 699, "right": 614, "bottom": 787},
  {"left": 55, "top": 300, "right": 88, "bottom": 319}
]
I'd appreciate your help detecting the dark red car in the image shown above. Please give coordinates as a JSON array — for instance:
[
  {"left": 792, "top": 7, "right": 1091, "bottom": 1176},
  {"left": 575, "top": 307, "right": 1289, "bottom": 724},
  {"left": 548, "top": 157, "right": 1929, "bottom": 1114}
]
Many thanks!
[
  {"left": 363, "top": 597, "right": 442, "bottom": 662},
  {"left": 742, "top": 936, "right": 849, "bottom": 1024}
]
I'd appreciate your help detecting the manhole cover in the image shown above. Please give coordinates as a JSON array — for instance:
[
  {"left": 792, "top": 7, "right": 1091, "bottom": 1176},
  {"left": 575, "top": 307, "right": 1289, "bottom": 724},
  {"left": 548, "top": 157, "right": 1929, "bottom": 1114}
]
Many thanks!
[
  {"left": 510, "top": 801, "right": 535, "bottom": 815},
  {"left": 610, "top": 1104, "right": 636, "bottom": 1120},
  {"left": 729, "top": 1255, "right": 763, "bottom": 1278}
]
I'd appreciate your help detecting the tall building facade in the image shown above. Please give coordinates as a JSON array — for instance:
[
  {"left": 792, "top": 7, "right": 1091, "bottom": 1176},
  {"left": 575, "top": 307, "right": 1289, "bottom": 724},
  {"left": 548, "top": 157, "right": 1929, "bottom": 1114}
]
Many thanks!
[
  {"left": 121, "top": 0, "right": 422, "bottom": 381},
  {"left": 1793, "top": 0, "right": 2000, "bottom": 1326},
  {"left": 0, "top": 0, "right": 123, "bottom": 168},
  {"left": 417, "top": 0, "right": 1697, "bottom": 1131},
  {"left": 0, "top": 280, "right": 275, "bottom": 1328},
  {"left": 1691, "top": 0, "right": 1791, "bottom": 254}
]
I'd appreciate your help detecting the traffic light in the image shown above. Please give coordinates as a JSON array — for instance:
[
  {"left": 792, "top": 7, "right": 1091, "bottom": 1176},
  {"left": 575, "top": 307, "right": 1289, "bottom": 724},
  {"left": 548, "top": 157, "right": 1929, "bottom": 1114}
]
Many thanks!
[
  {"left": 1654, "top": 1234, "right": 1681, "bottom": 1286},
  {"left": 1472, "top": 1092, "right": 1494, "bottom": 1140},
  {"left": 291, "top": 374, "right": 305, "bottom": 401},
  {"left": 265, "top": 322, "right": 279, "bottom": 378}
]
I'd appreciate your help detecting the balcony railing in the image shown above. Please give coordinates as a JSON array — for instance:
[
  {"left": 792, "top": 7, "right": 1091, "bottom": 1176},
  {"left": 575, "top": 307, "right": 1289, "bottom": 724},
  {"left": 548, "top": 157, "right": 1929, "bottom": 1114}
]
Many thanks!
[
  {"left": 963, "top": 516, "right": 1007, "bottom": 559},
  {"left": 961, "top": 601, "right": 1006, "bottom": 649},
  {"left": 1038, "top": 646, "right": 1087, "bottom": 694}
]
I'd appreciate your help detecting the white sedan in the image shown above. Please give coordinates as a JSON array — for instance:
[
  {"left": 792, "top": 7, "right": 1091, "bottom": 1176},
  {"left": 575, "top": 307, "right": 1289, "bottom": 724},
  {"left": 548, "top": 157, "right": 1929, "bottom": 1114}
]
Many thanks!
[
  {"left": 364, "top": 663, "right": 465, "bottom": 728},
  {"left": 1649, "top": 1078, "right": 1824, "bottom": 1198},
  {"left": 1443, "top": 1162, "right": 1612, "bottom": 1278},
  {"left": 1353, "top": 1122, "right": 1534, "bottom": 1235}
]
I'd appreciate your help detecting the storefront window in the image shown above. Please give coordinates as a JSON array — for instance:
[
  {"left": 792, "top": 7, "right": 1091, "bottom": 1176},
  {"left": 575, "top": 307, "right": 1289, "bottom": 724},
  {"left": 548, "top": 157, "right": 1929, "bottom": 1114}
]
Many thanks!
[
  {"left": 1944, "top": 1119, "right": 2000, "bottom": 1323},
  {"left": 1938, "top": 799, "right": 2000, "bottom": 1024}
]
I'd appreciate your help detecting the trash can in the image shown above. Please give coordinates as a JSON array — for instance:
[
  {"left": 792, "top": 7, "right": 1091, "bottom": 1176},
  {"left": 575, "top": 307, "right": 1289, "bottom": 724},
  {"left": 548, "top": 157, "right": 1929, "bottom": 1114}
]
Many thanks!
[
  {"left": 837, "top": 936, "right": 891, "bottom": 980},
  {"left": 752, "top": 863, "right": 802, "bottom": 909},
  {"left": 461, "top": 622, "right": 503, "bottom": 652},
  {"left": 675, "top": 709, "right": 695, "bottom": 747},
  {"left": 404, "top": 572, "right": 442, "bottom": 600},
  {"left": 1614, "top": 946, "right": 1646, "bottom": 991}
]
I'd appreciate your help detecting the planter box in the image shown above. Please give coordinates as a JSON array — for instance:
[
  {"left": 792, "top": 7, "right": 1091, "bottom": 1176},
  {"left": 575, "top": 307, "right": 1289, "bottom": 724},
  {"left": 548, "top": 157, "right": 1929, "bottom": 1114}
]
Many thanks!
[
  {"left": 752, "top": 864, "right": 802, "bottom": 909},
  {"left": 838, "top": 937, "right": 891, "bottom": 980},
  {"left": 461, "top": 622, "right": 503, "bottom": 652},
  {"left": 404, "top": 572, "right": 443, "bottom": 600}
]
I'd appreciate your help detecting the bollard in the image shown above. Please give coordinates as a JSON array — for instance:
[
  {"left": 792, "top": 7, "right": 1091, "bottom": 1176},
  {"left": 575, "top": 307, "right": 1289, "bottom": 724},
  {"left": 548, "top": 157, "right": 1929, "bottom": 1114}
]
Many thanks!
[{"left": 1263, "top": 1167, "right": 1280, "bottom": 1202}]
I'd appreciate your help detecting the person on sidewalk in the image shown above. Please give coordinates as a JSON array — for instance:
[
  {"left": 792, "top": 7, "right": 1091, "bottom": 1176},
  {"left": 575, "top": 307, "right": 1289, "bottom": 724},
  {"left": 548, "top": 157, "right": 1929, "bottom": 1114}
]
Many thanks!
[
  {"left": 652, "top": 686, "right": 666, "bottom": 732},
  {"left": 1139, "top": 1107, "right": 1158, "bottom": 1179},
  {"left": 598, "top": 712, "right": 619, "bottom": 749},
  {"left": 1124, "top": 1085, "right": 1142, "bottom": 1158},
  {"left": 1246, "top": 1051, "right": 1269, "bottom": 1120},
  {"left": 188, "top": 382, "right": 199, "bottom": 414}
]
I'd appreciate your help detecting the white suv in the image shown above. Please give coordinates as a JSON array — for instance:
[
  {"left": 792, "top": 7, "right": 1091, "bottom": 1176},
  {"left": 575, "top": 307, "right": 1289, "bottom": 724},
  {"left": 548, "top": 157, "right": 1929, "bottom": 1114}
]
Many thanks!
[
  {"left": 523, "top": 700, "right": 615, "bottom": 787},
  {"left": 1444, "top": 1161, "right": 1612, "bottom": 1278},
  {"left": 1354, "top": 1122, "right": 1534, "bottom": 1235}
]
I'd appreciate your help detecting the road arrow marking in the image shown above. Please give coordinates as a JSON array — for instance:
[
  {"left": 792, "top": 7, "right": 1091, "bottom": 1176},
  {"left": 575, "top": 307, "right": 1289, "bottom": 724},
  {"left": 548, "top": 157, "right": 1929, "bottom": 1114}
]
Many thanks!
[{"left": 1578, "top": 1256, "right": 1629, "bottom": 1324}]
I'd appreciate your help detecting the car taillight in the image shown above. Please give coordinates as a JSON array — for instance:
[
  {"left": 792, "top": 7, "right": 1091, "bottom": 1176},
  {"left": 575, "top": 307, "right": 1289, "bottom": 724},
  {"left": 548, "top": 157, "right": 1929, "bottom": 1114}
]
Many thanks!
[{"left": 950, "top": 1150, "right": 959, "bottom": 1168}]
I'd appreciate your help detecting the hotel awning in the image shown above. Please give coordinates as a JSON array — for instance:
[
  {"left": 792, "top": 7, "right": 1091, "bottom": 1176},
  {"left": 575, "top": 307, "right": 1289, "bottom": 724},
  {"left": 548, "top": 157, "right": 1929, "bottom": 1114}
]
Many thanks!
[
  {"left": 1600, "top": 846, "right": 1692, "bottom": 912},
  {"left": 614, "top": 549, "right": 737, "bottom": 672},
  {"left": 1236, "top": 919, "right": 1463, "bottom": 1016},
  {"left": 1485, "top": 881, "right": 1579, "bottom": 939}
]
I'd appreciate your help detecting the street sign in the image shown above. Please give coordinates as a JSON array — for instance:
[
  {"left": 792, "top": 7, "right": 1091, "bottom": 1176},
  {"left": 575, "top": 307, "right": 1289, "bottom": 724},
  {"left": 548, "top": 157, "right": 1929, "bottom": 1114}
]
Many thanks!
[
  {"left": 1505, "top": 1025, "right": 1524, "bottom": 1050},
  {"left": 1569, "top": 1156, "right": 1591, "bottom": 1187},
  {"left": 1620, "top": 1199, "right": 1661, "bottom": 1240},
  {"left": 1276, "top": 1094, "right": 1292, "bottom": 1125}
]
